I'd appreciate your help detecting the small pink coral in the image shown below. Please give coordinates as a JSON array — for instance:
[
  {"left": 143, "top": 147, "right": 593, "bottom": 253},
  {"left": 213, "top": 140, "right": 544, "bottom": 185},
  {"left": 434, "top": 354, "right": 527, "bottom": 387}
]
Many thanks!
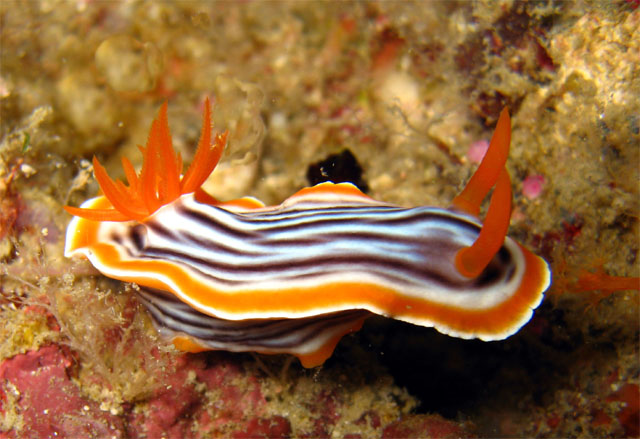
[
  {"left": 522, "top": 174, "right": 545, "bottom": 200},
  {"left": 467, "top": 139, "right": 490, "bottom": 164}
]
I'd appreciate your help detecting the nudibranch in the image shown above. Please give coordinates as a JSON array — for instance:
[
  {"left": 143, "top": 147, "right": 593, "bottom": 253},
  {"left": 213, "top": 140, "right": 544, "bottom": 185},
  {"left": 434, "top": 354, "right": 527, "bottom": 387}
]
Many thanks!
[{"left": 65, "top": 100, "right": 550, "bottom": 367}]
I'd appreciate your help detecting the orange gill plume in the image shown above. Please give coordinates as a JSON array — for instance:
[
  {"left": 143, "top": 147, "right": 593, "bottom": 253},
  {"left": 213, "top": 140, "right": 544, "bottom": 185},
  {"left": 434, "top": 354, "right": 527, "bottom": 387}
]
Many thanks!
[{"left": 64, "top": 99, "right": 228, "bottom": 222}]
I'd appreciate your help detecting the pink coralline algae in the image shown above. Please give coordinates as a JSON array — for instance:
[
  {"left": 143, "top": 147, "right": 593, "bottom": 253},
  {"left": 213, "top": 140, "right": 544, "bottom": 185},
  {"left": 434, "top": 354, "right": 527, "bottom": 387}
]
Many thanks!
[
  {"left": 382, "top": 414, "right": 475, "bottom": 438},
  {"left": 3, "top": 344, "right": 456, "bottom": 438},
  {"left": 0, "top": 344, "right": 124, "bottom": 438},
  {"left": 466, "top": 139, "right": 490, "bottom": 164},
  {"left": 0, "top": 346, "right": 288, "bottom": 438},
  {"left": 231, "top": 416, "right": 291, "bottom": 438},
  {"left": 522, "top": 174, "right": 545, "bottom": 200},
  {"left": 126, "top": 353, "right": 269, "bottom": 439}
]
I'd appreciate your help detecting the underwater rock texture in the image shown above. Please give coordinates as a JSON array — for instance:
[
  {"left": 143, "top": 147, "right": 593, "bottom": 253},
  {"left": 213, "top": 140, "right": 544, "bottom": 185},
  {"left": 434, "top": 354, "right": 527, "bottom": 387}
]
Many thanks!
[
  {"left": 1, "top": 1, "right": 638, "bottom": 437},
  {"left": 0, "top": 345, "right": 125, "bottom": 438}
]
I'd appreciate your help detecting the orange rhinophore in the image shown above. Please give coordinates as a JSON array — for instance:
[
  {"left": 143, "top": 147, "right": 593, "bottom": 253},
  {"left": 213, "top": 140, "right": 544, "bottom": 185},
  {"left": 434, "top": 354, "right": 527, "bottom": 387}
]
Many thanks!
[{"left": 453, "top": 108, "right": 512, "bottom": 278}]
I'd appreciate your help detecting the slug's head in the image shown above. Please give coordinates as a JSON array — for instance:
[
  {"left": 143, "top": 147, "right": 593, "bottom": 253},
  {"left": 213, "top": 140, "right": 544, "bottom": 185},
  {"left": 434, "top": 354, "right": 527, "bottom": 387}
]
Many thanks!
[{"left": 64, "top": 99, "right": 228, "bottom": 222}]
